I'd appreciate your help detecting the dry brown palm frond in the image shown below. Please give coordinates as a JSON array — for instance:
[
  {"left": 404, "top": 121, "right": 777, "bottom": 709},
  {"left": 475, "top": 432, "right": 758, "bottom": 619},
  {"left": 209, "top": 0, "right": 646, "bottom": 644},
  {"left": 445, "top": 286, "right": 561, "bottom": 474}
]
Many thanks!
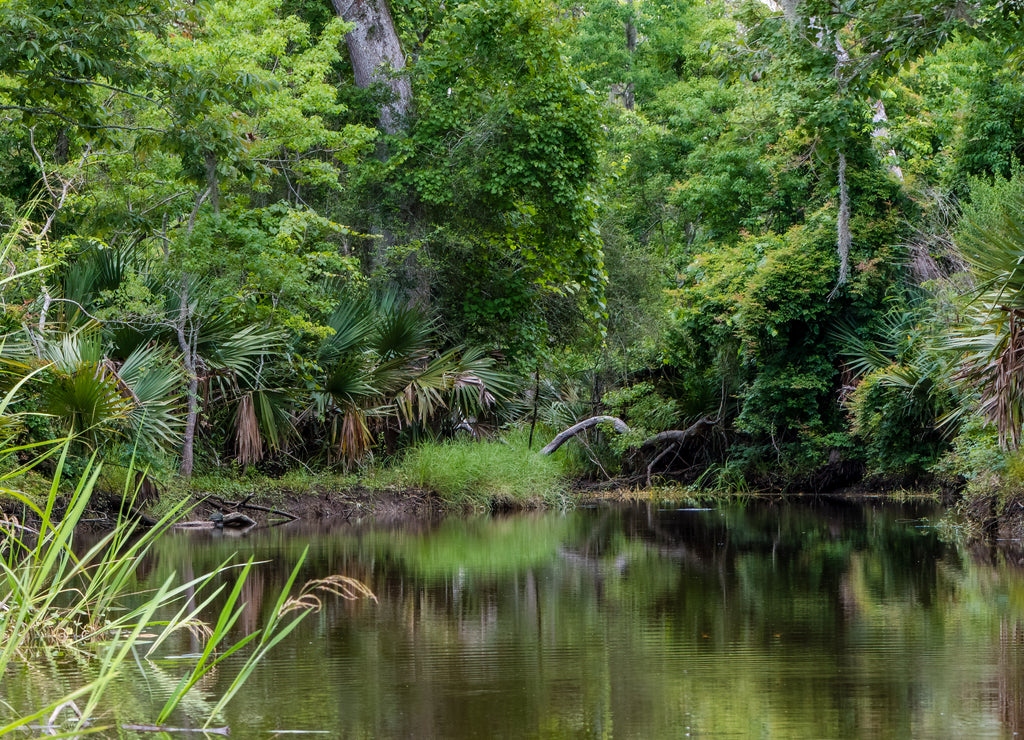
[
  {"left": 337, "top": 406, "right": 372, "bottom": 467},
  {"left": 453, "top": 374, "right": 495, "bottom": 409},
  {"left": 972, "top": 309, "right": 1024, "bottom": 449},
  {"left": 234, "top": 392, "right": 264, "bottom": 466}
]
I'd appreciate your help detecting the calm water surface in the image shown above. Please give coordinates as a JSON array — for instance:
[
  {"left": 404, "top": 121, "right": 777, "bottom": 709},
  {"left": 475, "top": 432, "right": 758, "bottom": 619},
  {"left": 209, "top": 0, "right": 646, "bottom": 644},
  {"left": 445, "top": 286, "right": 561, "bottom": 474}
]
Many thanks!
[{"left": 15, "top": 497, "right": 1024, "bottom": 738}]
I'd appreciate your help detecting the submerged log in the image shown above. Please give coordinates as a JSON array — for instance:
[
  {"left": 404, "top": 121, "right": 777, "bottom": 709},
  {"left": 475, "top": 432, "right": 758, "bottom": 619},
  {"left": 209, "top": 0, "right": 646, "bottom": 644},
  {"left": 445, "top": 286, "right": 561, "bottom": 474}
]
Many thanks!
[
  {"left": 204, "top": 494, "right": 300, "bottom": 522},
  {"left": 212, "top": 511, "right": 257, "bottom": 529}
]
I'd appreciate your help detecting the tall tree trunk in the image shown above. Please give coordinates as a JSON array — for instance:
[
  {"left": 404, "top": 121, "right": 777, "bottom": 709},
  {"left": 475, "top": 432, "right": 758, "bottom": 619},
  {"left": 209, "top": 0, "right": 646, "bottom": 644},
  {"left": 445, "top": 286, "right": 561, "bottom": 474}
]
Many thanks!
[
  {"left": 836, "top": 148, "right": 851, "bottom": 287},
  {"left": 203, "top": 150, "right": 220, "bottom": 214},
  {"left": 331, "top": 0, "right": 412, "bottom": 134},
  {"left": 622, "top": 0, "right": 636, "bottom": 110},
  {"left": 176, "top": 277, "right": 198, "bottom": 479},
  {"left": 832, "top": 36, "right": 852, "bottom": 291}
]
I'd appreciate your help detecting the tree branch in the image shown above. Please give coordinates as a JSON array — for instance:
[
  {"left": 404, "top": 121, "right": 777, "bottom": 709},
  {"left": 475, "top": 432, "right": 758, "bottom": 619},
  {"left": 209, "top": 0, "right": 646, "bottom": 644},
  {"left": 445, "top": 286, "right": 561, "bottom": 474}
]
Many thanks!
[
  {"left": 640, "top": 416, "right": 715, "bottom": 448},
  {"left": 540, "top": 415, "right": 630, "bottom": 455}
]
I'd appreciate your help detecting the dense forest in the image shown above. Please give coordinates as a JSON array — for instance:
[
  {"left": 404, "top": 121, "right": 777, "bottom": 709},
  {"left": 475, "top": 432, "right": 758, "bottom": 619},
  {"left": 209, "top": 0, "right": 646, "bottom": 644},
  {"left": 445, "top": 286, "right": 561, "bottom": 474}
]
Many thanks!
[{"left": 2, "top": 0, "right": 1024, "bottom": 500}]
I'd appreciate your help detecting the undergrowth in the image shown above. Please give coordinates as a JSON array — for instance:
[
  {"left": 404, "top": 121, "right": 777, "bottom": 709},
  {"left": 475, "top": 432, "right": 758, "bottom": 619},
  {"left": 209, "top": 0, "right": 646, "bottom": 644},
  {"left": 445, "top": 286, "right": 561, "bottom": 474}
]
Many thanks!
[{"left": 380, "top": 430, "right": 573, "bottom": 511}]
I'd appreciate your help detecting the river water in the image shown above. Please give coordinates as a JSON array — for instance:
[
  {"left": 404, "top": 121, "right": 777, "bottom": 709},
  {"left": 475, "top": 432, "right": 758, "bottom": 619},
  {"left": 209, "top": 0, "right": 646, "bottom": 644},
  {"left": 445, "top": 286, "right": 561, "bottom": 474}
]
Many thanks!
[{"left": 11, "top": 497, "right": 1024, "bottom": 738}]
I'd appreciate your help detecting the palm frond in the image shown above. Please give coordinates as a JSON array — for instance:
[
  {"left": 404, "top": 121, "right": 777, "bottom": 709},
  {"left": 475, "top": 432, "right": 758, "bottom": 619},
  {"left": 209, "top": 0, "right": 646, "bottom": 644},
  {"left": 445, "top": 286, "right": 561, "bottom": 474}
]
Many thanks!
[
  {"left": 374, "top": 293, "right": 433, "bottom": 361},
  {"left": 957, "top": 192, "right": 1024, "bottom": 308},
  {"left": 234, "top": 393, "right": 264, "bottom": 466},
  {"left": 116, "top": 344, "right": 184, "bottom": 452},
  {"left": 448, "top": 346, "right": 514, "bottom": 415},
  {"left": 321, "top": 297, "right": 377, "bottom": 362},
  {"left": 232, "top": 388, "right": 296, "bottom": 465}
]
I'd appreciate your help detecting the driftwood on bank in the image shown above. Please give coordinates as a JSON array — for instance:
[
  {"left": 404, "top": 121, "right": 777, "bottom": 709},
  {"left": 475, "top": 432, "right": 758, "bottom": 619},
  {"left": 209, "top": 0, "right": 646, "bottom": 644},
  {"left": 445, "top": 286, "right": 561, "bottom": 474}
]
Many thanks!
[
  {"left": 540, "top": 415, "right": 715, "bottom": 456},
  {"left": 203, "top": 494, "right": 300, "bottom": 522}
]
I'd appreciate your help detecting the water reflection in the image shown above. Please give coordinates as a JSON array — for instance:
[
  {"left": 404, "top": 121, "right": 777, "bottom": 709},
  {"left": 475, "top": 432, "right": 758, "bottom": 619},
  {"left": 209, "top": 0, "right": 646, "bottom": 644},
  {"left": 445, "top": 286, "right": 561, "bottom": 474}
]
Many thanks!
[{"left": 21, "top": 498, "right": 1024, "bottom": 738}]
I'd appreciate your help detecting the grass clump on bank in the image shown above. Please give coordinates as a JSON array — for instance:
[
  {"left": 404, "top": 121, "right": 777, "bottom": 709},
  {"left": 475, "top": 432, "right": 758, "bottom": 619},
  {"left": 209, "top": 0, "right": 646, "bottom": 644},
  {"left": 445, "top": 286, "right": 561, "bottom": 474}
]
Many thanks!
[{"left": 382, "top": 430, "right": 572, "bottom": 510}]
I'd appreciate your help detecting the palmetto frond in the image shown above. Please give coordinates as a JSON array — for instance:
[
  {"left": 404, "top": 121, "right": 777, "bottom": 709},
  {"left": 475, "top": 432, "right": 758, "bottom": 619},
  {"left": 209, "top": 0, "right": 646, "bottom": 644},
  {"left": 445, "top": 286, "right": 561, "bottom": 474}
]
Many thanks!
[
  {"left": 60, "top": 241, "right": 132, "bottom": 327},
  {"left": 117, "top": 343, "right": 184, "bottom": 452},
  {"left": 232, "top": 387, "right": 298, "bottom": 466},
  {"left": 946, "top": 191, "right": 1024, "bottom": 448},
  {"left": 320, "top": 297, "right": 378, "bottom": 363},
  {"left": 958, "top": 193, "right": 1024, "bottom": 308},
  {"left": 10, "top": 326, "right": 184, "bottom": 455},
  {"left": 448, "top": 345, "right": 514, "bottom": 416},
  {"left": 944, "top": 302, "right": 1024, "bottom": 448},
  {"left": 201, "top": 322, "right": 284, "bottom": 387},
  {"left": 313, "top": 293, "right": 513, "bottom": 465},
  {"left": 374, "top": 293, "right": 433, "bottom": 361},
  {"left": 834, "top": 305, "right": 929, "bottom": 379}
]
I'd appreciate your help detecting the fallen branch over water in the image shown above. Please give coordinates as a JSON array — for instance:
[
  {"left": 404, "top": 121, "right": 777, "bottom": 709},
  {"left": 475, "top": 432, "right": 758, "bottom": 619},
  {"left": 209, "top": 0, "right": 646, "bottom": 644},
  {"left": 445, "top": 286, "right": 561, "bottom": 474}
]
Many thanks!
[
  {"left": 540, "top": 416, "right": 630, "bottom": 455},
  {"left": 639, "top": 417, "right": 715, "bottom": 448},
  {"left": 541, "top": 415, "right": 715, "bottom": 457}
]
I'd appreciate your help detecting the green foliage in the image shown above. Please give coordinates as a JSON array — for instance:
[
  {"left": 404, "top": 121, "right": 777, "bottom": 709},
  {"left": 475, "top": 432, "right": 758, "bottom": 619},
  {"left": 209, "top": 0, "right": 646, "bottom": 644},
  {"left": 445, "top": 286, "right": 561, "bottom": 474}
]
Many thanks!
[
  {"left": 396, "top": 0, "right": 608, "bottom": 355},
  {"left": 313, "top": 292, "right": 514, "bottom": 466},
  {"left": 933, "top": 416, "right": 1006, "bottom": 488},
  {"left": 175, "top": 203, "right": 365, "bottom": 337},
  {"left": 0, "top": 0, "right": 178, "bottom": 130},
  {"left": 848, "top": 367, "right": 954, "bottom": 474},
  {"left": 945, "top": 177, "right": 1024, "bottom": 448},
  {"left": 602, "top": 382, "right": 679, "bottom": 453}
]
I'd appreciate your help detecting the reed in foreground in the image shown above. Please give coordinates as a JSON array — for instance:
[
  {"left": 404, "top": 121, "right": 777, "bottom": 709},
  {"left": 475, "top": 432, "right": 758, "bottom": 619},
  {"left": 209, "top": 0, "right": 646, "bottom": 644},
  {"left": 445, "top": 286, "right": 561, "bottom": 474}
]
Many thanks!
[{"left": 0, "top": 443, "right": 373, "bottom": 736}]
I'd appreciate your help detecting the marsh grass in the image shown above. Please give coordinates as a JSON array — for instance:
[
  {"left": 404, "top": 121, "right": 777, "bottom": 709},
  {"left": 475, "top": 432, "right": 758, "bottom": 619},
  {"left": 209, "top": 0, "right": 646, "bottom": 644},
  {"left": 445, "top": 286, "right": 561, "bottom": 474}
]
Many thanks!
[
  {"left": 381, "top": 430, "right": 572, "bottom": 510},
  {"left": 0, "top": 442, "right": 373, "bottom": 735}
]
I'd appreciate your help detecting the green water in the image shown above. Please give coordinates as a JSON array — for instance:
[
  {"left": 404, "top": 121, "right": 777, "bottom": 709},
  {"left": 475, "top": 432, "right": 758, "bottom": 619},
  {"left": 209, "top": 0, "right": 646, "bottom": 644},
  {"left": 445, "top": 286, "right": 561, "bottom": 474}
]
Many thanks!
[{"left": 10, "top": 498, "right": 1024, "bottom": 738}]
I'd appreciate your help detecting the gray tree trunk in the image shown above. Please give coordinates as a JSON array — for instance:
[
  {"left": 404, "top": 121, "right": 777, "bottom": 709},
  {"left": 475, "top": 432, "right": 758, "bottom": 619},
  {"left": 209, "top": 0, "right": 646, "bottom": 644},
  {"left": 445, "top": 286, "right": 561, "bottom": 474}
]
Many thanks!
[
  {"left": 622, "top": 0, "right": 636, "bottom": 110},
  {"left": 331, "top": 0, "right": 412, "bottom": 134},
  {"left": 835, "top": 148, "right": 851, "bottom": 287},
  {"left": 176, "top": 278, "right": 198, "bottom": 479}
]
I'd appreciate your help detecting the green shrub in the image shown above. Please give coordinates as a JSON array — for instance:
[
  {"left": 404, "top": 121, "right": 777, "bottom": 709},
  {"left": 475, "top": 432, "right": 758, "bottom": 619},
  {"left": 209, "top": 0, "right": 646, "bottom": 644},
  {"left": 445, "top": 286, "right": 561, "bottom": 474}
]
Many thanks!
[
  {"left": 848, "top": 366, "right": 955, "bottom": 475},
  {"left": 385, "top": 430, "right": 571, "bottom": 510},
  {"left": 602, "top": 382, "right": 680, "bottom": 454}
]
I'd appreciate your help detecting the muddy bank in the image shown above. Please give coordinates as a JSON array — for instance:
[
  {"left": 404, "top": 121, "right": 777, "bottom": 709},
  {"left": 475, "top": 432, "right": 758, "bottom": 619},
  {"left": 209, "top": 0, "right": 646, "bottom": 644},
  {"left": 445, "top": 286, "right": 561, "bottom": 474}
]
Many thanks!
[
  {"left": 182, "top": 485, "right": 445, "bottom": 526},
  {"left": 0, "top": 485, "right": 446, "bottom": 534}
]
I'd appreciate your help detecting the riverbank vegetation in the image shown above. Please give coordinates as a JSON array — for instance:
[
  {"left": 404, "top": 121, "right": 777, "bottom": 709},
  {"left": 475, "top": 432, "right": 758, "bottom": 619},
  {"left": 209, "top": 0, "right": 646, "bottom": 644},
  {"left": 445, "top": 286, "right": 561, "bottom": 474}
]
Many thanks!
[{"left": 2, "top": 0, "right": 1024, "bottom": 519}]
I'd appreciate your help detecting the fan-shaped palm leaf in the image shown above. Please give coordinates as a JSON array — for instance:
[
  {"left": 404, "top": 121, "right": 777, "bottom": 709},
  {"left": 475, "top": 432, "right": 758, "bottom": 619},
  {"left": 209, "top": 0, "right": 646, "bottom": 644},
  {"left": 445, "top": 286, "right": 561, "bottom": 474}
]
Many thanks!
[
  {"left": 60, "top": 241, "right": 131, "bottom": 327},
  {"left": 320, "top": 297, "right": 378, "bottom": 363},
  {"left": 374, "top": 293, "right": 433, "bottom": 361},
  {"left": 116, "top": 343, "right": 184, "bottom": 452},
  {"left": 448, "top": 346, "right": 514, "bottom": 417},
  {"left": 957, "top": 192, "right": 1024, "bottom": 309},
  {"left": 325, "top": 355, "right": 378, "bottom": 404}
]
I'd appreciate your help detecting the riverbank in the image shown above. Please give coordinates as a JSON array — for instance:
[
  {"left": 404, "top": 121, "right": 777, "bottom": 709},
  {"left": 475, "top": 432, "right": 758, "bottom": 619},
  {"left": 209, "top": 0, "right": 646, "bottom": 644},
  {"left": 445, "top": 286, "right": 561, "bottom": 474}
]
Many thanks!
[{"left": 6, "top": 448, "right": 1021, "bottom": 542}]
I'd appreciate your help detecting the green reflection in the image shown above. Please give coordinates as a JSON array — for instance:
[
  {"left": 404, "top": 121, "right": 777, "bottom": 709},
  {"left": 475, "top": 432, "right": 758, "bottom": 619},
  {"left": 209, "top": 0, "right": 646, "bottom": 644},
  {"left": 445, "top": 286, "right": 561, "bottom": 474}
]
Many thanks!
[{"left": 15, "top": 499, "right": 1024, "bottom": 739}]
